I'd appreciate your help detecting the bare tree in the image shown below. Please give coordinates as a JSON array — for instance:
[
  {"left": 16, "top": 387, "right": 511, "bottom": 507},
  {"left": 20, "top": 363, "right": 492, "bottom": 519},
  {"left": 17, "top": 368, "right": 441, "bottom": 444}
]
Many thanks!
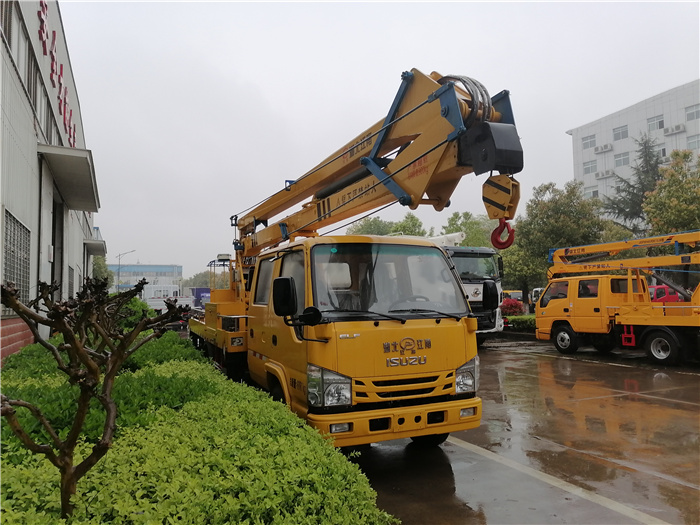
[{"left": 0, "top": 278, "right": 188, "bottom": 518}]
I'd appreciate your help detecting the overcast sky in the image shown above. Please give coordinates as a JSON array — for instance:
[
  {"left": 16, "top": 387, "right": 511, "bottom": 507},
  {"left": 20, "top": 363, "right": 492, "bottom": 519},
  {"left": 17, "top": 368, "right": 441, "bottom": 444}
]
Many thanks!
[{"left": 58, "top": 1, "right": 699, "bottom": 279}]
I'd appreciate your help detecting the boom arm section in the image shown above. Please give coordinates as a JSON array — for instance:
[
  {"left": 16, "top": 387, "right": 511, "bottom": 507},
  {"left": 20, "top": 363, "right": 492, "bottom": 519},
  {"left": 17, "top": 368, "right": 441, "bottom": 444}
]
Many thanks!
[
  {"left": 233, "top": 69, "right": 524, "bottom": 257},
  {"left": 547, "top": 231, "right": 700, "bottom": 279}
]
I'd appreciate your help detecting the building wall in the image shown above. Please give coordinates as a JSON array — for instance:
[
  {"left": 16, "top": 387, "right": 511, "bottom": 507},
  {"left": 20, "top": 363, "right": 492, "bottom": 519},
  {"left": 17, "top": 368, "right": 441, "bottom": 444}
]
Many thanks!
[
  {"left": 1, "top": 0, "right": 105, "bottom": 359},
  {"left": 106, "top": 264, "right": 184, "bottom": 294},
  {"left": 568, "top": 80, "right": 700, "bottom": 200}
]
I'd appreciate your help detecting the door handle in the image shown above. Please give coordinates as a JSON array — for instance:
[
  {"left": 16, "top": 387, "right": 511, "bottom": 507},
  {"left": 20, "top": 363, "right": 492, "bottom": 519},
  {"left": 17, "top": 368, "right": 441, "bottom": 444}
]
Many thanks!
[
  {"left": 594, "top": 308, "right": 600, "bottom": 312},
  {"left": 563, "top": 308, "right": 569, "bottom": 312}
]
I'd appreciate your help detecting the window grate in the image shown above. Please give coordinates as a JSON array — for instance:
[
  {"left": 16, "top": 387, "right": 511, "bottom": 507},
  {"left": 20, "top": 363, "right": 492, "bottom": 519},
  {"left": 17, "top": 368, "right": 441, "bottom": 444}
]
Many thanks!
[{"left": 3, "top": 211, "right": 31, "bottom": 316}]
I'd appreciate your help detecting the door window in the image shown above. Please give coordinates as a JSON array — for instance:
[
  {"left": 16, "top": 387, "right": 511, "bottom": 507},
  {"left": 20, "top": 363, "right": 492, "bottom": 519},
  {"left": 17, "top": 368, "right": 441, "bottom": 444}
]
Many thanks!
[
  {"left": 253, "top": 258, "right": 274, "bottom": 304},
  {"left": 540, "top": 281, "right": 568, "bottom": 307}
]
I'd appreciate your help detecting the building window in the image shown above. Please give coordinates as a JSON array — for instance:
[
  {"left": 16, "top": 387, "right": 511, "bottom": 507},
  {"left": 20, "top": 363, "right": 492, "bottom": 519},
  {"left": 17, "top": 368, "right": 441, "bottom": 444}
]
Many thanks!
[
  {"left": 613, "top": 125, "right": 628, "bottom": 141},
  {"left": 688, "top": 134, "right": 700, "bottom": 151},
  {"left": 582, "top": 135, "right": 596, "bottom": 149},
  {"left": 655, "top": 144, "right": 667, "bottom": 158},
  {"left": 687, "top": 104, "right": 700, "bottom": 121},
  {"left": 648, "top": 115, "right": 664, "bottom": 132},
  {"left": 614, "top": 152, "right": 630, "bottom": 168},
  {"left": 3, "top": 211, "right": 31, "bottom": 316},
  {"left": 583, "top": 160, "right": 597, "bottom": 175},
  {"left": 584, "top": 187, "right": 599, "bottom": 199},
  {"left": 68, "top": 266, "right": 75, "bottom": 298}
]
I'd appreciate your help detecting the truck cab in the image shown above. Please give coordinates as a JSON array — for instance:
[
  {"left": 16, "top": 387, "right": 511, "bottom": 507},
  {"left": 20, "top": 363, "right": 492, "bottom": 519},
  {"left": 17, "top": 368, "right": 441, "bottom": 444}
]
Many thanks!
[
  {"left": 246, "top": 235, "right": 482, "bottom": 447},
  {"left": 535, "top": 274, "right": 647, "bottom": 354},
  {"left": 446, "top": 246, "right": 503, "bottom": 335}
]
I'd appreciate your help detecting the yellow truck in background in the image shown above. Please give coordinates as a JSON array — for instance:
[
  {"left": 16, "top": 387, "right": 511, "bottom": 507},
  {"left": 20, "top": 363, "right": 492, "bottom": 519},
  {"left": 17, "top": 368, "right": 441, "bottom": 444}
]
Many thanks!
[
  {"left": 189, "top": 69, "right": 523, "bottom": 447},
  {"left": 536, "top": 231, "right": 700, "bottom": 365}
]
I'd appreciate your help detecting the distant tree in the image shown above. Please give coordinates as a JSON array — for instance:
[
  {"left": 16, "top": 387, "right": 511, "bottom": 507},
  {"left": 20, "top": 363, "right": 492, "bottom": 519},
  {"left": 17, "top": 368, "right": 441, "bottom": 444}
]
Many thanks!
[
  {"left": 92, "top": 256, "right": 114, "bottom": 289},
  {"left": 182, "top": 269, "right": 228, "bottom": 290},
  {"left": 0, "top": 278, "right": 187, "bottom": 518},
  {"left": 346, "top": 216, "right": 395, "bottom": 235},
  {"left": 182, "top": 271, "right": 210, "bottom": 289},
  {"left": 390, "top": 212, "right": 428, "bottom": 237},
  {"left": 603, "top": 134, "right": 663, "bottom": 236},
  {"left": 643, "top": 150, "right": 700, "bottom": 234},
  {"left": 439, "top": 212, "right": 494, "bottom": 247}
]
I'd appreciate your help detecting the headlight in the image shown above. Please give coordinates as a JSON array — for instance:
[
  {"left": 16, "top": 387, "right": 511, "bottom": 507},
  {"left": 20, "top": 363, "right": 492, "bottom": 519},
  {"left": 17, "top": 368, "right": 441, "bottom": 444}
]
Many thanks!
[
  {"left": 456, "top": 356, "right": 479, "bottom": 393},
  {"left": 307, "top": 364, "right": 352, "bottom": 407}
]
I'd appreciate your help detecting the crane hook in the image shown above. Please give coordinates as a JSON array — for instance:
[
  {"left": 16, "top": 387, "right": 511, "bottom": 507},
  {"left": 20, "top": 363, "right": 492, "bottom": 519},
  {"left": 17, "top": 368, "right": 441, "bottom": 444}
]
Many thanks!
[{"left": 491, "top": 218, "right": 515, "bottom": 249}]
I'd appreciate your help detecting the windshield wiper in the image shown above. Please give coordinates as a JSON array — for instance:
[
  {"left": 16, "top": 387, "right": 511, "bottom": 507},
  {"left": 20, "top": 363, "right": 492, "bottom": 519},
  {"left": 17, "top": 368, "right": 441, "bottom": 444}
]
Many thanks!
[
  {"left": 388, "top": 308, "right": 462, "bottom": 320},
  {"left": 319, "top": 308, "right": 405, "bottom": 323}
]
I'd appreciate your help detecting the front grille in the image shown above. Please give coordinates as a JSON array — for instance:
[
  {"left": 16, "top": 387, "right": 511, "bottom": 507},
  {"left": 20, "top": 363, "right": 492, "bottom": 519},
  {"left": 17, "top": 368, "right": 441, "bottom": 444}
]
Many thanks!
[
  {"left": 373, "top": 376, "right": 439, "bottom": 387},
  {"left": 377, "top": 387, "right": 434, "bottom": 398}
]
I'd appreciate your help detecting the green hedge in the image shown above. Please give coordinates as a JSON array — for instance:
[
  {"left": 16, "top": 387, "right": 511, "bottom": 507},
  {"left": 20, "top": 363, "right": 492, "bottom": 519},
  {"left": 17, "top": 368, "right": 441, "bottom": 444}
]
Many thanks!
[
  {"left": 505, "top": 314, "right": 536, "bottom": 332},
  {"left": 1, "top": 338, "right": 396, "bottom": 524}
]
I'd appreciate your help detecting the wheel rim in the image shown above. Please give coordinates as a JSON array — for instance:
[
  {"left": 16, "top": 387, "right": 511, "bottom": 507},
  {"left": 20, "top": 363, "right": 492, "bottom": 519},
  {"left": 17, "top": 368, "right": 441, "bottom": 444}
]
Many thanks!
[
  {"left": 556, "top": 331, "right": 571, "bottom": 349},
  {"left": 649, "top": 337, "right": 671, "bottom": 360}
]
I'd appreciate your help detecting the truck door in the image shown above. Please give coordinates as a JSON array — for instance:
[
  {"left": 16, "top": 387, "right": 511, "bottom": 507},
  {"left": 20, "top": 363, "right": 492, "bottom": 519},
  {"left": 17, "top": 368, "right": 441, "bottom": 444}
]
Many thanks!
[
  {"left": 537, "top": 280, "right": 570, "bottom": 336},
  {"left": 570, "top": 278, "right": 607, "bottom": 333}
]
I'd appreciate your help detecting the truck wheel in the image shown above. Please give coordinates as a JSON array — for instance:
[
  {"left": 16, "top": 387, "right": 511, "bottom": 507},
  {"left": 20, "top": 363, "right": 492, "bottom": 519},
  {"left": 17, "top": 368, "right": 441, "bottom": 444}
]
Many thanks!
[
  {"left": 410, "top": 433, "right": 449, "bottom": 447},
  {"left": 270, "top": 382, "right": 286, "bottom": 405},
  {"left": 645, "top": 331, "right": 680, "bottom": 365},
  {"left": 591, "top": 334, "right": 615, "bottom": 354},
  {"left": 553, "top": 325, "right": 579, "bottom": 354}
]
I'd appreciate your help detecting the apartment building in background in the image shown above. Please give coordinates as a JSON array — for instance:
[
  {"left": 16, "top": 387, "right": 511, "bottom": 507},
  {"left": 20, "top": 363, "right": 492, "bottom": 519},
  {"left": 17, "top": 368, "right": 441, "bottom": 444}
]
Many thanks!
[{"left": 568, "top": 80, "right": 700, "bottom": 201}]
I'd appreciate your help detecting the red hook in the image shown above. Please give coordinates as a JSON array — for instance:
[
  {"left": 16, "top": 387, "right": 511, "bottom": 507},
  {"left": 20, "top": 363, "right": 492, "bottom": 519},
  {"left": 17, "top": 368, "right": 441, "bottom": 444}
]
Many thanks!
[{"left": 491, "top": 218, "right": 515, "bottom": 249}]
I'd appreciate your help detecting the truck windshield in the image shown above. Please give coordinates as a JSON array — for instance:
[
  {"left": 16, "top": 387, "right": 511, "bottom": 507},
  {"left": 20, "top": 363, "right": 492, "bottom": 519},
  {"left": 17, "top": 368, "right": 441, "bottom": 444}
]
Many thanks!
[
  {"left": 312, "top": 243, "right": 468, "bottom": 317},
  {"left": 452, "top": 255, "right": 499, "bottom": 280}
]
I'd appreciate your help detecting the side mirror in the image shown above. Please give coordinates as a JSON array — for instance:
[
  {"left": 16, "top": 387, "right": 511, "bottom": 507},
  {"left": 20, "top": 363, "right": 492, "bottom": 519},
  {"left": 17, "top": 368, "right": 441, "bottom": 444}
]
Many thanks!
[
  {"left": 482, "top": 280, "right": 499, "bottom": 311},
  {"left": 273, "top": 277, "right": 297, "bottom": 317},
  {"left": 298, "top": 306, "right": 322, "bottom": 327}
]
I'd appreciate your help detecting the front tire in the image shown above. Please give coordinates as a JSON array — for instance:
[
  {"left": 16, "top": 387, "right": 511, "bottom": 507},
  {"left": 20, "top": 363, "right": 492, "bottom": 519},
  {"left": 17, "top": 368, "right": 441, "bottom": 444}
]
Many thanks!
[
  {"left": 553, "top": 325, "right": 579, "bottom": 354},
  {"left": 645, "top": 331, "right": 680, "bottom": 365},
  {"left": 410, "top": 433, "right": 449, "bottom": 447}
]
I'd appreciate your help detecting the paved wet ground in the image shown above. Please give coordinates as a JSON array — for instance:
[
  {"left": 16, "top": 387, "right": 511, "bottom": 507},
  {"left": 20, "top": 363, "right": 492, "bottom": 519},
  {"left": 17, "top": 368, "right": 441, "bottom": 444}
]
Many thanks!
[{"left": 352, "top": 337, "right": 700, "bottom": 524}]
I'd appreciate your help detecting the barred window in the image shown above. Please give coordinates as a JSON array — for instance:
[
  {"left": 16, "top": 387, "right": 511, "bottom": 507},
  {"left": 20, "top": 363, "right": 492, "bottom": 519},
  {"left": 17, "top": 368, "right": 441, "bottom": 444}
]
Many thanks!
[{"left": 3, "top": 211, "right": 31, "bottom": 316}]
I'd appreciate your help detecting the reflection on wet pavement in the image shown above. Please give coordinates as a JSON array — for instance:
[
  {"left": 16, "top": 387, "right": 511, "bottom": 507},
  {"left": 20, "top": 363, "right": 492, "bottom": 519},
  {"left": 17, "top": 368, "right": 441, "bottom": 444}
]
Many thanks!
[{"left": 353, "top": 340, "right": 700, "bottom": 525}]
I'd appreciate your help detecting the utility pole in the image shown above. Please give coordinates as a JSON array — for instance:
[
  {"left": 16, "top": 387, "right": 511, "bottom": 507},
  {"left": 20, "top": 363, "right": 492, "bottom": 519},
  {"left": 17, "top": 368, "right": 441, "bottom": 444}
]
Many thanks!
[{"left": 116, "top": 250, "right": 135, "bottom": 293}]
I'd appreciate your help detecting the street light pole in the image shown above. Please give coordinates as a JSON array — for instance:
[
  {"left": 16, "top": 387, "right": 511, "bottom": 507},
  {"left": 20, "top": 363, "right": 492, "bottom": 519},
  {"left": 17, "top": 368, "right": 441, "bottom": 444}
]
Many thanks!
[{"left": 116, "top": 250, "right": 135, "bottom": 293}]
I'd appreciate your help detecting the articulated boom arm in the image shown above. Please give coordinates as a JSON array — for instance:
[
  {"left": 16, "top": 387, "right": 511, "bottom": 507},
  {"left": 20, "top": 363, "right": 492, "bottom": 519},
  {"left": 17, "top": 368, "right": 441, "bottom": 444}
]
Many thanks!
[
  {"left": 548, "top": 231, "right": 700, "bottom": 279},
  {"left": 232, "top": 69, "right": 524, "bottom": 257}
]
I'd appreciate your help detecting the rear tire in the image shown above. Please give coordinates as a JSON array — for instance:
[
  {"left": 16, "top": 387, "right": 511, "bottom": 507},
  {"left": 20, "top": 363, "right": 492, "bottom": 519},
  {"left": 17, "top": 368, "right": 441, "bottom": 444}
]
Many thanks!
[
  {"left": 645, "top": 331, "right": 680, "bottom": 365},
  {"left": 553, "top": 325, "right": 579, "bottom": 354},
  {"left": 410, "top": 433, "right": 449, "bottom": 447},
  {"left": 591, "top": 333, "right": 615, "bottom": 354}
]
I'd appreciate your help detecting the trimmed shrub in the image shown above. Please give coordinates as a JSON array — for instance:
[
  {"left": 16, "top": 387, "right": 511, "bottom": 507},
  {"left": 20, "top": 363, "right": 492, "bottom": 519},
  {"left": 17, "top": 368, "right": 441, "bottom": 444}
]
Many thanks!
[
  {"left": 507, "top": 314, "right": 536, "bottom": 332},
  {"left": 2, "top": 344, "right": 397, "bottom": 524},
  {"left": 500, "top": 297, "right": 525, "bottom": 316}
]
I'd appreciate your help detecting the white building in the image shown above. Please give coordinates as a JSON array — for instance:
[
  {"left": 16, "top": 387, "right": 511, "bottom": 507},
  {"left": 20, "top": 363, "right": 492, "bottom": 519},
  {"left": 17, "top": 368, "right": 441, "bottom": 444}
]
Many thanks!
[
  {"left": 567, "top": 80, "right": 700, "bottom": 200},
  {"left": 106, "top": 263, "right": 184, "bottom": 294},
  {"left": 1, "top": 1, "right": 106, "bottom": 359}
]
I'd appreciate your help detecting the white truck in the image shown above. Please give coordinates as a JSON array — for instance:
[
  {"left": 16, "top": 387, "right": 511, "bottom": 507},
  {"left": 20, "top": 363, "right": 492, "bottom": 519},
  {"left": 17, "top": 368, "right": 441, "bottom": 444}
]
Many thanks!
[{"left": 430, "top": 233, "right": 504, "bottom": 344}]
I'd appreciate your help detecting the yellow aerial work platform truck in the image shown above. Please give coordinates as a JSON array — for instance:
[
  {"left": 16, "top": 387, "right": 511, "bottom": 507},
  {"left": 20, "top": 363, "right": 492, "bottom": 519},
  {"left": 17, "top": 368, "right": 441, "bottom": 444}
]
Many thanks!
[
  {"left": 536, "top": 231, "right": 700, "bottom": 365},
  {"left": 190, "top": 69, "right": 524, "bottom": 447}
]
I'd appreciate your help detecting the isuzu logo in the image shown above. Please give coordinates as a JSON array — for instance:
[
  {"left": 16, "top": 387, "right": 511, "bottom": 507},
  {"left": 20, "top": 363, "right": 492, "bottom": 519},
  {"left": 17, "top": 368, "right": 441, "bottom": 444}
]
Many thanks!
[
  {"left": 386, "top": 356, "right": 427, "bottom": 367},
  {"left": 383, "top": 337, "right": 430, "bottom": 367}
]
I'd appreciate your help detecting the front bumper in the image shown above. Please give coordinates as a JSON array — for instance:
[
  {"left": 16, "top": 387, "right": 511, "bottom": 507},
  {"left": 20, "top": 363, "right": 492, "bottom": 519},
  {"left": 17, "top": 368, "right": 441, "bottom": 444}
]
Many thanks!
[{"left": 307, "top": 396, "right": 482, "bottom": 448}]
